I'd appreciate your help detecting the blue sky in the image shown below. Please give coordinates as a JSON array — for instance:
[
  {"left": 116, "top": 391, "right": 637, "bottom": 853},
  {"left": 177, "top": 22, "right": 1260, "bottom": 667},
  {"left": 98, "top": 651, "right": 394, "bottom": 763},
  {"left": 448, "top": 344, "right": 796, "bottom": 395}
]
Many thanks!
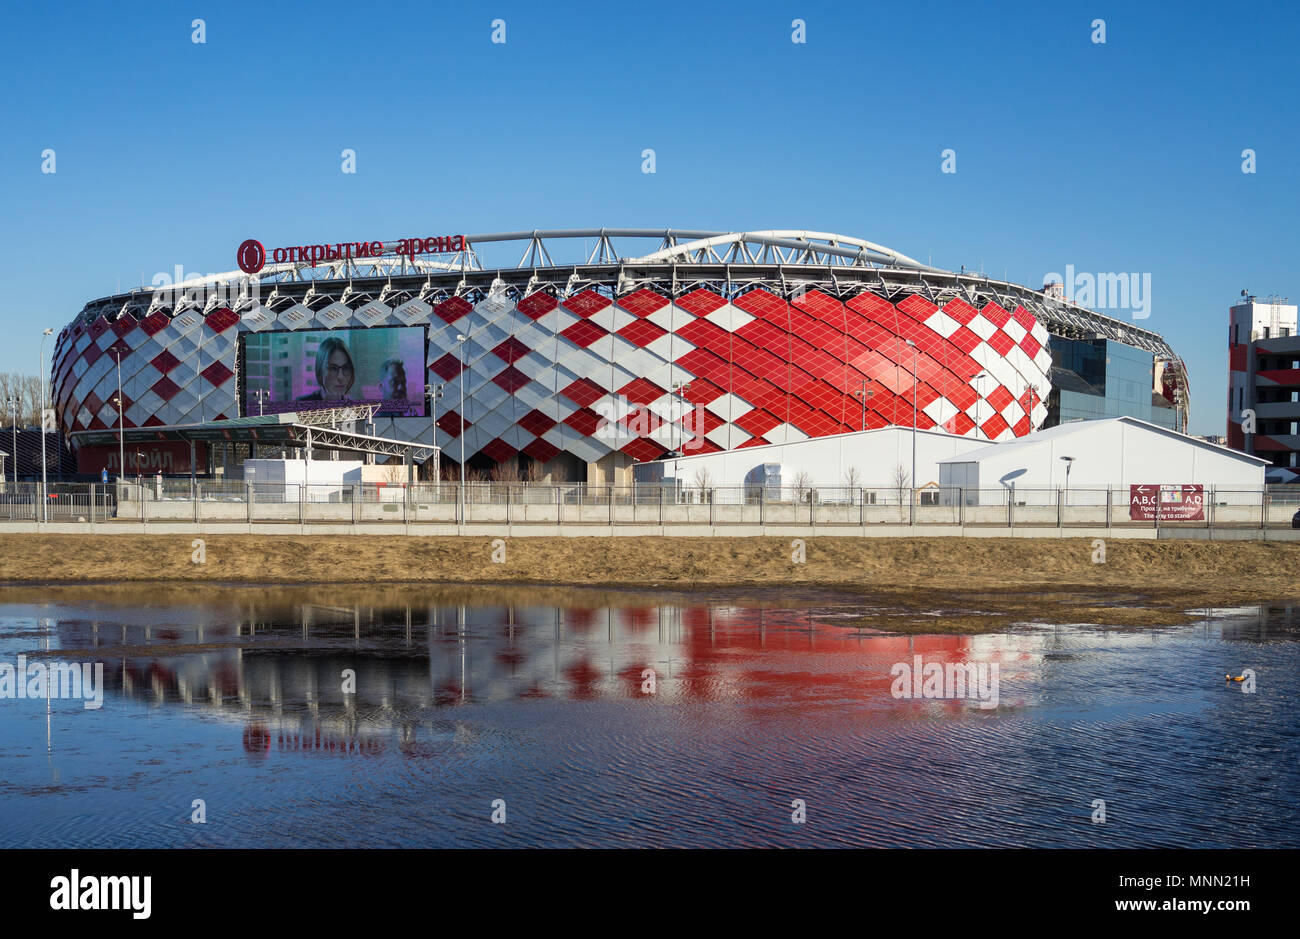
[{"left": 1, "top": 0, "right": 1295, "bottom": 434}]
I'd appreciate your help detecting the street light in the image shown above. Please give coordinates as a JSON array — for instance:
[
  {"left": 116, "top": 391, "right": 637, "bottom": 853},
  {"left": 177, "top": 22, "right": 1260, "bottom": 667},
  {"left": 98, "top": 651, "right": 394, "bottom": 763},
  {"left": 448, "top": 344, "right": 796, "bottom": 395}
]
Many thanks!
[
  {"left": 39, "top": 328, "right": 53, "bottom": 522},
  {"left": 1060, "top": 455, "right": 1075, "bottom": 502},
  {"left": 425, "top": 382, "right": 444, "bottom": 482},
  {"left": 135, "top": 451, "right": 146, "bottom": 492},
  {"left": 252, "top": 388, "right": 268, "bottom": 416},
  {"left": 455, "top": 334, "right": 467, "bottom": 509},
  {"left": 113, "top": 348, "right": 126, "bottom": 484},
  {"left": 905, "top": 338, "right": 918, "bottom": 504},
  {"left": 852, "top": 380, "right": 875, "bottom": 432},
  {"left": 8, "top": 395, "right": 17, "bottom": 487}
]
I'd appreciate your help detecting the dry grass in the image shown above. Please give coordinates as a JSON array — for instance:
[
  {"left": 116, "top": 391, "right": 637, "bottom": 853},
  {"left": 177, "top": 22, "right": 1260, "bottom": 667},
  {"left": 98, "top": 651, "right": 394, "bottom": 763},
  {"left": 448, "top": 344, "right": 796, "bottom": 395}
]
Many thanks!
[{"left": 0, "top": 535, "right": 1294, "bottom": 633}]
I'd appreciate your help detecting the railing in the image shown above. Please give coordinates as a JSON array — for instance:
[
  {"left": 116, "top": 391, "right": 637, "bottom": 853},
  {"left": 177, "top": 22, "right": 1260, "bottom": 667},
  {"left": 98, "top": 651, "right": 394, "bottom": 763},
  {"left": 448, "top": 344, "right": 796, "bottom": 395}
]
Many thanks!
[{"left": 0, "top": 481, "right": 1297, "bottom": 530}]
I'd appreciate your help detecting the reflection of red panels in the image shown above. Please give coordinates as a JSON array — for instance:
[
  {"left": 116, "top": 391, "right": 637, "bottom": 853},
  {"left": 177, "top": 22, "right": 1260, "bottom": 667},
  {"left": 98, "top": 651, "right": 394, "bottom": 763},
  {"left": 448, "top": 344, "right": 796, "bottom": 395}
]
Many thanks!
[{"left": 675, "top": 289, "right": 727, "bottom": 317}]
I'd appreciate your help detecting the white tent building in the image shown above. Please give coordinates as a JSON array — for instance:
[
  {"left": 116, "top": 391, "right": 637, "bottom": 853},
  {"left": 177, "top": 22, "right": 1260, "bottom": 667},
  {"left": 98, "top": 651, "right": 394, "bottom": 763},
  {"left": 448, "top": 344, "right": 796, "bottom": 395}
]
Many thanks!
[{"left": 938, "top": 417, "right": 1268, "bottom": 502}]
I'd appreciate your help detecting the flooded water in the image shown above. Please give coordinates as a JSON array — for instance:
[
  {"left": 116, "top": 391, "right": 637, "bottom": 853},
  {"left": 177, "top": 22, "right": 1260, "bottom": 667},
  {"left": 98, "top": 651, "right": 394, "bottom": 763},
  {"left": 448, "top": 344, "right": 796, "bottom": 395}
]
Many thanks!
[{"left": 1, "top": 586, "right": 1297, "bottom": 848}]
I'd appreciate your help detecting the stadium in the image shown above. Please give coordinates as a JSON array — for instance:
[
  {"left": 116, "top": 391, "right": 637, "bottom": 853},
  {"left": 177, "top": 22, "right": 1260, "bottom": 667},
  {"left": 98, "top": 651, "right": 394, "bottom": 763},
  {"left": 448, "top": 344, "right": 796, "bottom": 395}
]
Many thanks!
[{"left": 51, "top": 229, "right": 1190, "bottom": 483}]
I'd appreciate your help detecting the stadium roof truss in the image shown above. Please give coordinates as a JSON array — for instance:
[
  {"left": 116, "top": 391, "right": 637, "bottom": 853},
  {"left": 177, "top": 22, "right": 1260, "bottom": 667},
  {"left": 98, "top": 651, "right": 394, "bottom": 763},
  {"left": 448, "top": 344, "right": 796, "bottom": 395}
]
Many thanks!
[{"left": 70, "top": 229, "right": 1191, "bottom": 425}]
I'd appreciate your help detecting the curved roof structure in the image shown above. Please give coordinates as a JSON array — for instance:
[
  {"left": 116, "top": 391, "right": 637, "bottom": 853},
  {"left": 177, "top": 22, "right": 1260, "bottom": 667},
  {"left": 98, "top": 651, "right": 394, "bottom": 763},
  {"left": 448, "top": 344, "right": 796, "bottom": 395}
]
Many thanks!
[{"left": 57, "top": 228, "right": 1190, "bottom": 434}]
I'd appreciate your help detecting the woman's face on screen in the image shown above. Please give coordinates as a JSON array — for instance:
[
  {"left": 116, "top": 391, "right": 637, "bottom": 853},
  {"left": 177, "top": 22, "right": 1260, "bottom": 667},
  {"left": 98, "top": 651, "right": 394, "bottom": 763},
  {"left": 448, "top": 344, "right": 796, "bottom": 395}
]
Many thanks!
[{"left": 323, "top": 347, "right": 353, "bottom": 398}]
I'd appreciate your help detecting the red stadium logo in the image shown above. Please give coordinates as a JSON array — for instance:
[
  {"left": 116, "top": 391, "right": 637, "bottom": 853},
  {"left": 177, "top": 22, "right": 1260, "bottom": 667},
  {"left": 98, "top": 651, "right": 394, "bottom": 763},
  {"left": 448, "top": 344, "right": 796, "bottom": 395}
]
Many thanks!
[{"left": 236, "top": 238, "right": 266, "bottom": 274}]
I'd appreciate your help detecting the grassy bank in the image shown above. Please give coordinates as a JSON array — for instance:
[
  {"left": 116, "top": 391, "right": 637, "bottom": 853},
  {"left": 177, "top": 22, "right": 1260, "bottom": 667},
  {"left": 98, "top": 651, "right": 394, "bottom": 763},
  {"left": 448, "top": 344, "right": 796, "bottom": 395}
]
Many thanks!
[{"left": 0, "top": 534, "right": 1296, "bottom": 632}]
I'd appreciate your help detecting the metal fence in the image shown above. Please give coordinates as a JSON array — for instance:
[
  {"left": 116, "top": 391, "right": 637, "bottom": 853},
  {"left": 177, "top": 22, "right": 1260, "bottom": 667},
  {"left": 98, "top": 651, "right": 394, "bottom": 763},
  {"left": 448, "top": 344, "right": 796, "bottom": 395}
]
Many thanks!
[{"left": 0, "top": 481, "right": 1297, "bottom": 529}]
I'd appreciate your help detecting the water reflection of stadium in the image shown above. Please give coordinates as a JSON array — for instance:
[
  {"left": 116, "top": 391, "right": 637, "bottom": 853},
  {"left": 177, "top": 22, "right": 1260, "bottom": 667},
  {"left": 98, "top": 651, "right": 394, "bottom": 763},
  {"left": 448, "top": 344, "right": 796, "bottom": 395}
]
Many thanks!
[{"left": 50, "top": 598, "right": 1295, "bottom": 755}]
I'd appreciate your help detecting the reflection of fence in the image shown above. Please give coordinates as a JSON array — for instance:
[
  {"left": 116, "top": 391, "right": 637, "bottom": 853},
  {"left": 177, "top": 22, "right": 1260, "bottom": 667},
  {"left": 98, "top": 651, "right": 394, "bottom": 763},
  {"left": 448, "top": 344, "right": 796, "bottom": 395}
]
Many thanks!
[{"left": 0, "top": 482, "right": 1297, "bottom": 530}]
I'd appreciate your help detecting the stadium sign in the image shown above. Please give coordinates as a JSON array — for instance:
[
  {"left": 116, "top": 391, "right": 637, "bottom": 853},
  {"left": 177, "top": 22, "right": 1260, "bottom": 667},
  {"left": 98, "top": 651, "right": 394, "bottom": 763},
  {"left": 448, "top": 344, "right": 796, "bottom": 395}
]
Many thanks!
[
  {"left": 1128, "top": 484, "right": 1204, "bottom": 521},
  {"left": 236, "top": 235, "right": 467, "bottom": 274}
]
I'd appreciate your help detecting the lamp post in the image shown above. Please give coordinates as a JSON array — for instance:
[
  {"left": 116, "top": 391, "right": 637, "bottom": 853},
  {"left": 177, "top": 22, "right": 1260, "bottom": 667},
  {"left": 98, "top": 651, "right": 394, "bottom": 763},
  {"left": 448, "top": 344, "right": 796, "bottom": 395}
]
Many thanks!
[
  {"left": 852, "top": 380, "right": 874, "bottom": 432},
  {"left": 1060, "top": 455, "right": 1075, "bottom": 502},
  {"left": 39, "top": 328, "right": 53, "bottom": 522},
  {"left": 8, "top": 395, "right": 17, "bottom": 486},
  {"left": 113, "top": 348, "right": 125, "bottom": 484},
  {"left": 253, "top": 388, "right": 268, "bottom": 416},
  {"left": 905, "top": 339, "right": 918, "bottom": 503},
  {"left": 671, "top": 380, "right": 692, "bottom": 455},
  {"left": 455, "top": 334, "right": 467, "bottom": 506},
  {"left": 135, "top": 451, "right": 146, "bottom": 492},
  {"left": 425, "top": 382, "right": 444, "bottom": 483}
]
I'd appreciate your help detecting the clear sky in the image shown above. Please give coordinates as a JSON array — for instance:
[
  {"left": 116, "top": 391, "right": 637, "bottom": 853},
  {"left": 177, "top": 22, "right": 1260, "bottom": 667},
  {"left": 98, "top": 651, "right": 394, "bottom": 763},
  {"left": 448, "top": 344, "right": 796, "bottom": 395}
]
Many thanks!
[{"left": 1, "top": 0, "right": 1295, "bottom": 435}]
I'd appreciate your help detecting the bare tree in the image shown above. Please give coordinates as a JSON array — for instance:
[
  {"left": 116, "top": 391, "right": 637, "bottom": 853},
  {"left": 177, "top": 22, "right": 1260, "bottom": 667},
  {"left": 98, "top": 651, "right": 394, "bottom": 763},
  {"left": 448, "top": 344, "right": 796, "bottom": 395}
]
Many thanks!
[
  {"left": 381, "top": 460, "right": 406, "bottom": 484},
  {"left": 490, "top": 461, "right": 521, "bottom": 482},
  {"left": 0, "top": 374, "right": 44, "bottom": 427},
  {"left": 844, "top": 465, "right": 862, "bottom": 503},
  {"left": 791, "top": 469, "right": 812, "bottom": 504},
  {"left": 692, "top": 466, "right": 712, "bottom": 502},
  {"left": 891, "top": 464, "right": 911, "bottom": 506}
]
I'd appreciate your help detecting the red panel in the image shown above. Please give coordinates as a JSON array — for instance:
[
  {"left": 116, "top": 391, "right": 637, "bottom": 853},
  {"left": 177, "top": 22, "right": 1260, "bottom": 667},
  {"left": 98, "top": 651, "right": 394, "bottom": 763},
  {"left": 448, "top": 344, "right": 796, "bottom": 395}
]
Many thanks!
[
  {"left": 618, "top": 377, "right": 666, "bottom": 405},
  {"left": 562, "top": 407, "right": 602, "bottom": 435},
  {"left": 948, "top": 326, "right": 982, "bottom": 355},
  {"left": 560, "top": 378, "right": 606, "bottom": 407},
  {"left": 675, "top": 289, "right": 727, "bottom": 317},
  {"left": 493, "top": 337, "right": 531, "bottom": 364},
  {"left": 1012, "top": 415, "right": 1032, "bottom": 436},
  {"left": 1011, "top": 305, "right": 1037, "bottom": 332},
  {"left": 151, "top": 376, "right": 181, "bottom": 401},
  {"left": 979, "top": 302, "right": 1011, "bottom": 329},
  {"left": 1020, "top": 333, "right": 1041, "bottom": 359},
  {"left": 205, "top": 307, "right": 239, "bottom": 333},
  {"left": 732, "top": 288, "right": 787, "bottom": 321},
  {"left": 151, "top": 350, "right": 181, "bottom": 375},
  {"left": 986, "top": 330, "right": 1015, "bottom": 357},
  {"left": 143, "top": 415, "right": 166, "bottom": 428},
  {"left": 981, "top": 413, "right": 1009, "bottom": 439},
  {"left": 733, "top": 408, "right": 782, "bottom": 438},
  {"left": 517, "top": 292, "right": 558, "bottom": 321},
  {"left": 563, "top": 289, "right": 611, "bottom": 318},
  {"left": 897, "top": 294, "right": 938, "bottom": 320},
  {"left": 140, "top": 310, "right": 172, "bottom": 337},
  {"left": 518, "top": 409, "right": 558, "bottom": 436},
  {"left": 522, "top": 438, "right": 561, "bottom": 463},
  {"left": 845, "top": 291, "right": 894, "bottom": 320},
  {"left": 480, "top": 438, "right": 518, "bottom": 463},
  {"left": 944, "top": 412, "right": 976, "bottom": 435},
  {"left": 1228, "top": 344, "right": 1247, "bottom": 372},
  {"left": 560, "top": 319, "right": 608, "bottom": 348},
  {"left": 433, "top": 296, "right": 472, "bottom": 325},
  {"left": 618, "top": 288, "right": 670, "bottom": 317},
  {"left": 681, "top": 378, "right": 725, "bottom": 406},
  {"left": 437, "top": 412, "right": 470, "bottom": 437},
  {"left": 89, "top": 315, "right": 110, "bottom": 340},
  {"left": 675, "top": 317, "right": 729, "bottom": 350},
  {"left": 941, "top": 298, "right": 978, "bottom": 326},
  {"left": 491, "top": 366, "right": 530, "bottom": 393},
  {"left": 737, "top": 436, "right": 771, "bottom": 449},
  {"left": 621, "top": 437, "right": 669, "bottom": 462},
  {"left": 674, "top": 348, "right": 729, "bottom": 383},
  {"left": 986, "top": 384, "right": 1015, "bottom": 412},
  {"left": 429, "top": 352, "right": 463, "bottom": 381},
  {"left": 617, "top": 318, "right": 667, "bottom": 348},
  {"left": 201, "top": 361, "right": 234, "bottom": 388},
  {"left": 111, "top": 313, "right": 139, "bottom": 337}
]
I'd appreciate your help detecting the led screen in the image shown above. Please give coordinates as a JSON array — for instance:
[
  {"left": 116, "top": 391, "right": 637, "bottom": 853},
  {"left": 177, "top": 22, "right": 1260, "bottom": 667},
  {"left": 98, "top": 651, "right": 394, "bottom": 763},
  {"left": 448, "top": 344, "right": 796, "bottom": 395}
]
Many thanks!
[{"left": 240, "top": 326, "right": 428, "bottom": 417}]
